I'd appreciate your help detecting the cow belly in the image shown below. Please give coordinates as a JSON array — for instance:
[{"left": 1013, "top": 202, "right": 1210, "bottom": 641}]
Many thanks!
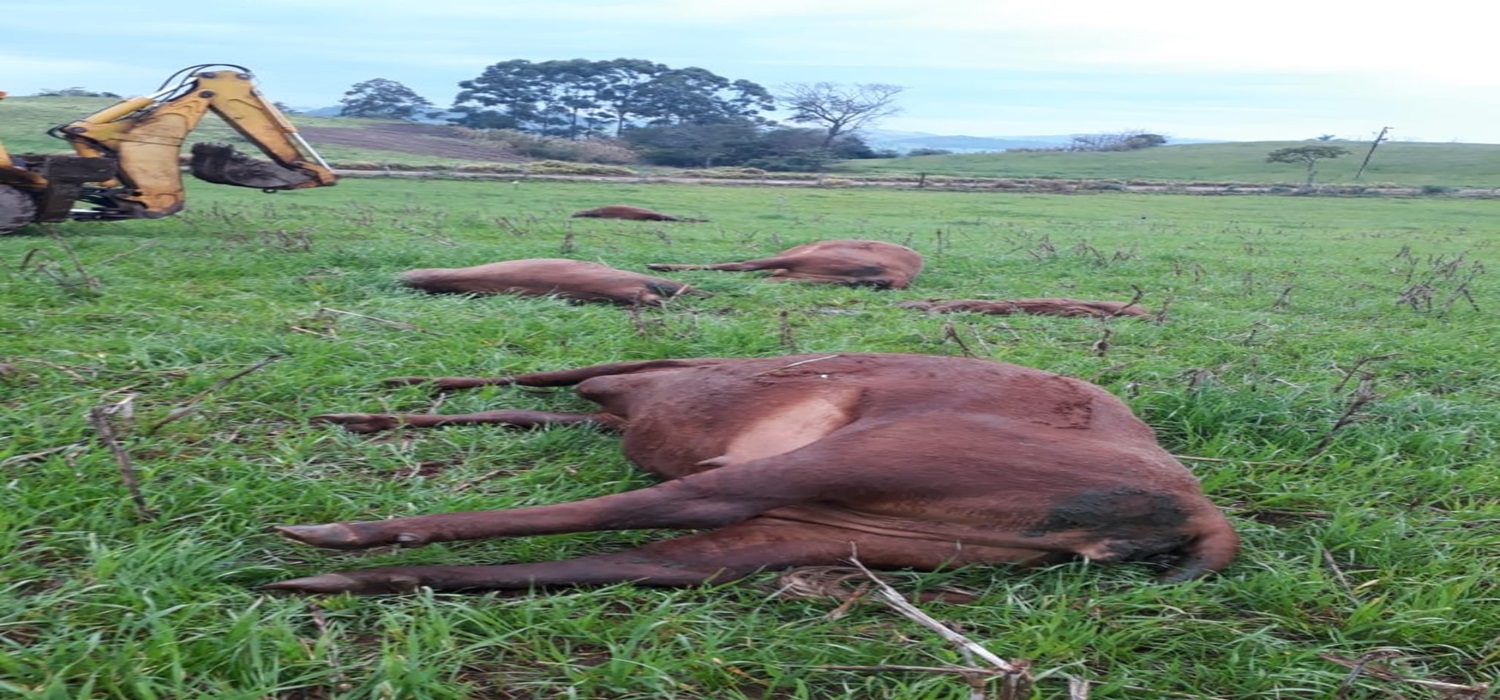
[{"left": 620, "top": 390, "right": 862, "bottom": 477}]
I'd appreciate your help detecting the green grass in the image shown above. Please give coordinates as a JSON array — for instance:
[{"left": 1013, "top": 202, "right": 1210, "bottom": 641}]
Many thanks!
[{"left": 1, "top": 179, "right": 1497, "bottom": 698}]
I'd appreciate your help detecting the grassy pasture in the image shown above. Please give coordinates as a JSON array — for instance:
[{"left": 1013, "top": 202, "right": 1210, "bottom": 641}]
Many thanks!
[
  {"left": 7, "top": 96, "right": 1500, "bottom": 189},
  {"left": 843, "top": 141, "right": 1500, "bottom": 189},
  {"left": 1, "top": 178, "right": 1497, "bottom": 699}
]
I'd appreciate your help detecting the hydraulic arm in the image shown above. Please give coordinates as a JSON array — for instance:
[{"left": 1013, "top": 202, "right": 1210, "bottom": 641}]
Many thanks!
[{"left": 0, "top": 64, "right": 337, "bottom": 232}]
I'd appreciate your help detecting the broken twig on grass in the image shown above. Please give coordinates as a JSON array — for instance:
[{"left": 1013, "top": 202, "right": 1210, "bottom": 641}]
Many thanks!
[
  {"left": 87, "top": 406, "right": 155, "bottom": 520},
  {"left": 1323, "top": 651, "right": 1490, "bottom": 698},
  {"left": 942, "top": 322, "right": 977, "bottom": 358},
  {"left": 1308, "top": 376, "right": 1381, "bottom": 457},
  {"left": 1331, "top": 352, "right": 1398, "bottom": 393},
  {"left": 318, "top": 306, "right": 435, "bottom": 334},
  {"left": 844, "top": 555, "right": 1033, "bottom": 699},
  {"left": 0, "top": 442, "right": 88, "bottom": 469},
  {"left": 143, "top": 355, "right": 285, "bottom": 436},
  {"left": 1321, "top": 548, "right": 1359, "bottom": 602},
  {"left": 1111, "top": 284, "right": 1146, "bottom": 317}
]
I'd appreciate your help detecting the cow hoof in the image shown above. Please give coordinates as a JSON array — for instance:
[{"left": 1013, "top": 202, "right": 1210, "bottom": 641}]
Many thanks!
[
  {"left": 261, "top": 572, "right": 424, "bottom": 595},
  {"left": 275, "top": 523, "right": 373, "bottom": 549},
  {"left": 310, "top": 413, "right": 399, "bottom": 433}
]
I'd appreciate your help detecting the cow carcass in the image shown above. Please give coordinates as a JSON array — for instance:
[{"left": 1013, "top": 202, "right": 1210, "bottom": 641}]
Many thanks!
[
  {"left": 900, "top": 298, "right": 1153, "bottom": 319},
  {"left": 266, "top": 352, "right": 1238, "bottom": 595},
  {"left": 398, "top": 258, "right": 701, "bottom": 306},
  {"left": 570, "top": 205, "right": 706, "bottom": 222},
  {"left": 647, "top": 240, "right": 923, "bottom": 289}
]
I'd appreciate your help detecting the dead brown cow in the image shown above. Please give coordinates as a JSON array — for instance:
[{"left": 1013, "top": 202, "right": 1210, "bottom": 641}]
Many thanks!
[
  {"left": 399, "top": 258, "right": 700, "bottom": 306},
  {"left": 570, "top": 204, "right": 706, "bottom": 222},
  {"left": 900, "top": 298, "right": 1153, "bottom": 319},
  {"left": 647, "top": 239, "right": 923, "bottom": 289},
  {"left": 266, "top": 352, "right": 1238, "bottom": 595}
]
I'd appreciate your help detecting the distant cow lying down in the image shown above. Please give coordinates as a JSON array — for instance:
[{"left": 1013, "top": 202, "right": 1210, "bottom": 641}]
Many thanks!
[
  {"left": 900, "top": 298, "right": 1153, "bottom": 319},
  {"left": 571, "top": 205, "right": 706, "bottom": 222},
  {"left": 266, "top": 352, "right": 1238, "bottom": 595},
  {"left": 399, "top": 258, "right": 700, "bottom": 306},
  {"left": 647, "top": 239, "right": 923, "bottom": 289}
]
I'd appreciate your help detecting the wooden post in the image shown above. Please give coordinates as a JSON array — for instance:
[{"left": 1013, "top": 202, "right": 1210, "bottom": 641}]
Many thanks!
[{"left": 1353, "top": 126, "right": 1391, "bottom": 181}]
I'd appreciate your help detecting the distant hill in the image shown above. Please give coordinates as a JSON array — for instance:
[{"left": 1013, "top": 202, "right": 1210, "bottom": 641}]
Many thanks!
[
  {"left": 859, "top": 129, "right": 1224, "bottom": 154},
  {"left": 859, "top": 130, "right": 1070, "bottom": 153}
]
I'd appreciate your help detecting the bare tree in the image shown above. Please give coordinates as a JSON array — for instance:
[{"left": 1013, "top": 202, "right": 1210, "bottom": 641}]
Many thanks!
[{"left": 777, "top": 82, "right": 904, "bottom": 147}]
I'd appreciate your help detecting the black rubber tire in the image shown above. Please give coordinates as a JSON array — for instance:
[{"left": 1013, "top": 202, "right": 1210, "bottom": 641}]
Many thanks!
[{"left": 0, "top": 184, "right": 39, "bottom": 234}]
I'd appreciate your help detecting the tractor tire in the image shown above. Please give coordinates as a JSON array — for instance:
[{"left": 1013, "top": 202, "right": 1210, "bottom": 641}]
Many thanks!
[{"left": 0, "top": 185, "right": 38, "bottom": 234}]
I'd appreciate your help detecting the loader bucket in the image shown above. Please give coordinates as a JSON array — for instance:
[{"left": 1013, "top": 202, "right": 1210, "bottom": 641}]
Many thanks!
[{"left": 189, "top": 143, "right": 313, "bottom": 189}]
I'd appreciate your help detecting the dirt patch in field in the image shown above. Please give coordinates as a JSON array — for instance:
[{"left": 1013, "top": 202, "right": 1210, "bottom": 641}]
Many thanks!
[{"left": 300, "top": 123, "right": 524, "bottom": 162}]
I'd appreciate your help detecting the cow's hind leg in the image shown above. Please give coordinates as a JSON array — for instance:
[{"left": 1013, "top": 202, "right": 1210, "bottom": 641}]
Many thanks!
[
  {"left": 262, "top": 518, "right": 1058, "bottom": 594},
  {"left": 265, "top": 519, "right": 853, "bottom": 594},
  {"left": 380, "top": 358, "right": 731, "bottom": 391}
]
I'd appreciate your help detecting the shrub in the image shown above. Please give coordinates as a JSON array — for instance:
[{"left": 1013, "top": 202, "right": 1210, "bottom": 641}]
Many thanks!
[
  {"left": 523, "top": 161, "right": 638, "bottom": 176},
  {"left": 455, "top": 128, "right": 638, "bottom": 164}
]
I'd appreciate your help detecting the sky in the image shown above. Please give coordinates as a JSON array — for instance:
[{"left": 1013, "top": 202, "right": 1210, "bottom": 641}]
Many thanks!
[{"left": 4, "top": 0, "right": 1499, "bottom": 144}]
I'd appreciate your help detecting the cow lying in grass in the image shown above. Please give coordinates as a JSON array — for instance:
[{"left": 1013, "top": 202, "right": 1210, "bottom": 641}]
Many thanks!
[
  {"left": 900, "top": 298, "right": 1153, "bottom": 319},
  {"left": 266, "top": 352, "right": 1238, "bottom": 595},
  {"left": 570, "top": 205, "right": 706, "bottom": 222},
  {"left": 647, "top": 239, "right": 923, "bottom": 289},
  {"left": 399, "top": 258, "right": 701, "bottom": 306}
]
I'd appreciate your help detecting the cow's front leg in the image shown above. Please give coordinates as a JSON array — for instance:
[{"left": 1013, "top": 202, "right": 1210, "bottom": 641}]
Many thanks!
[{"left": 273, "top": 460, "right": 817, "bottom": 550}]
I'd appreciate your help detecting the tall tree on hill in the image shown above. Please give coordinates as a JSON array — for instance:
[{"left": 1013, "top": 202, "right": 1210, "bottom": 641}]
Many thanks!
[
  {"left": 451, "top": 59, "right": 774, "bottom": 138},
  {"left": 593, "top": 58, "right": 670, "bottom": 137},
  {"left": 339, "top": 79, "right": 434, "bottom": 121},
  {"left": 631, "top": 67, "right": 775, "bottom": 127},
  {"left": 778, "top": 82, "right": 904, "bottom": 147}
]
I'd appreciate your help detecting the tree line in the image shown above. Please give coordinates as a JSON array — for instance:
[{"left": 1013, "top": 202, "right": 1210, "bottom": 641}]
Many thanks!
[{"left": 336, "top": 59, "right": 905, "bottom": 171}]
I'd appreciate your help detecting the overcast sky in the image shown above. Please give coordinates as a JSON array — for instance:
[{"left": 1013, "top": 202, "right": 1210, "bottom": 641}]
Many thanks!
[{"left": 5, "top": 0, "right": 1497, "bottom": 143}]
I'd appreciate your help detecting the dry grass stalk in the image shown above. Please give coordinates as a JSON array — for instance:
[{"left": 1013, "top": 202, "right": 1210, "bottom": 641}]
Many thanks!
[
  {"left": 1112, "top": 284, "right": 1146, "bottom": 317},
  {"left": 0, "top": 442, "right": 88, "bottom": 469},
  {"left": 942, "top": 322, "right": 977, "bottom": 358},
  {"left": 1323, "top": 650, "right": 1490, "bottom": 698},
  {"left": 1271, "top": 284, "right": 1295, "bottom": 310},
  {"left": 87, "top": 405, "right": 155, "bottom": 520},
  {"left": 20, "top": 231, "right": 103, "bottom": 295},
  {"left": 1308, "top": 375, "right": 1381, "bottom": 457},
  {"left": 1331, "top": 353, "right": 1398, "bottom": 393},
  {"left": 1152, "top": 295, "right": 1174, "bottom": 324},
  {"left": 1320, "top": 548, "right": 1359, "bottom": 602},
  {"left": 778, "top": 310, "right": 797, "bottom": 351},
  {"left": 750, "top": 355, "right": 842, "bottom": 377},
  {"left": 318, "top": 306, "right": 434, "bottom": 334},
  {"left": 1090, "top": 327, "right": 1113, "bottom": 357},
  {"left": 143, "top": 355, "right": 285, "bottom": 436},
  {"left": 796, "top": 556, "right": 1035, "bottom": 699}
]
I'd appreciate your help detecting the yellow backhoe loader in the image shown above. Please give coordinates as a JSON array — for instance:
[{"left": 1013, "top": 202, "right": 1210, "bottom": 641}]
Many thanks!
[{"left": 0, "top": 64, "right": 337, "bottom": 234}]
